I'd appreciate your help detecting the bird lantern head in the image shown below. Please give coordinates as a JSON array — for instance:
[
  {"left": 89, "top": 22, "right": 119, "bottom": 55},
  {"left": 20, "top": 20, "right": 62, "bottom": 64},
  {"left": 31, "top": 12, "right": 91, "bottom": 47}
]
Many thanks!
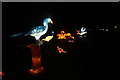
[{"left": 44, "top": 18, "right": 53, "bottom": 24}]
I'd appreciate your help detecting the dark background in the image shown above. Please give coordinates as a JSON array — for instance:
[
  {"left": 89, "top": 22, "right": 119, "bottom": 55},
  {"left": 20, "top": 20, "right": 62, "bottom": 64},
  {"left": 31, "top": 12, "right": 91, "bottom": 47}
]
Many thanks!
[{"left": 2, "top": 2, "right": 119, "bottom": 80}]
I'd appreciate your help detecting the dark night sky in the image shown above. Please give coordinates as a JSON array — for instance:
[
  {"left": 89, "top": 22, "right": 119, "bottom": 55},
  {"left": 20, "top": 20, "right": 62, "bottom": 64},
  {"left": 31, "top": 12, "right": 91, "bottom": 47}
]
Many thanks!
[{"left": 3, "top": 2, "right": 119, "bottom": 36}]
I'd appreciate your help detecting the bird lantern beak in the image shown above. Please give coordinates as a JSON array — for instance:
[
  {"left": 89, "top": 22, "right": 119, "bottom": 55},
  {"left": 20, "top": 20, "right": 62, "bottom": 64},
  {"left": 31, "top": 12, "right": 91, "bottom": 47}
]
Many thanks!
[{"left": 50, "top": 20, "right": 53, "bottom": 24}]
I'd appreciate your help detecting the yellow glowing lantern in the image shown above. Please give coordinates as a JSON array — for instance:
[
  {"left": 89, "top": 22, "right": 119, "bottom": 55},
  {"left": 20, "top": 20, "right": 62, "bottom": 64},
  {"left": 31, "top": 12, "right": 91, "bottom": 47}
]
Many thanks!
[
  {"left": 42, "top": 36, "right": 53, "bottom": 42},
  {"left": 67, "top": 33, "right": 71, "bottom": 36},
  {"left": 61, "top": 31, "right": 65, "bottom": 33},
  {"left": 57, "top": 34, "right": 66, "bottom": 39}
]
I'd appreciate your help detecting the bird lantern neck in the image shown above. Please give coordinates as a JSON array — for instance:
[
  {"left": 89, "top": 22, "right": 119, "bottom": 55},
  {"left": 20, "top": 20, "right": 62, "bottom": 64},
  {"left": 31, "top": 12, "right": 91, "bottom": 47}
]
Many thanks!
[
  {"left": 43, "top": 18, "right": 51, "bottom": 26},
  {"left": 43, "top": 22, "right": 48, "bottom": 27}
]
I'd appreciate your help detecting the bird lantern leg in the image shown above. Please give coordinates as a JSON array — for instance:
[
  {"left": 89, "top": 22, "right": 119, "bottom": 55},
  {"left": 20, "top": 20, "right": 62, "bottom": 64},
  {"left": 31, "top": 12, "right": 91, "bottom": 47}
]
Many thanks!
[{"left": 26, "top": 44, "right": 44, "bottom": 75}]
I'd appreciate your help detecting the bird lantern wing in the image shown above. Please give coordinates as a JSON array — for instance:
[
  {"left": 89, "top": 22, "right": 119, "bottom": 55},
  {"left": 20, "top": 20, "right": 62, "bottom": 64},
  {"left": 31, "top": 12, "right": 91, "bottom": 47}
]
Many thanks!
[{"left": 24, "top": 26, "right": 46, "bottom": 36}]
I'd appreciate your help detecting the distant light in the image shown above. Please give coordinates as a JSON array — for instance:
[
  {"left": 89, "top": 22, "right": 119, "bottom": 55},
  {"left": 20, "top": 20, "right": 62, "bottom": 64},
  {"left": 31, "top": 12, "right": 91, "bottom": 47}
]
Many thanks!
[
  {"left": 102, "top": 29, "right": 104, "bottom": 31},
  {"left": 84, "top": 35, "right": 87, "bottom": 37},
  {"left": 115, "top": 26, "right": 117, "bottom": 29},
  {"left": 76, "top": 30, "right": 80, "bottom": 35},
  {"left": 0, "top": 72, "right": 5, "bottom": 76},
  {"left": 80, "top": 32, "right": 87, "bottom": 35},
  {"left": 76, "top": 27, "right": 87, "bottom": 36},
  {"left": 69, "top": 40, "right": 74, "bottom": 43},
  {"left": 106, "top": 29, "right": 108, "bottom": 31},
  {"left": 52, "top": 31, "right": 54, "bottom": 34},
  {"left": 81, "top": 27, "right": 86, "bottom": 33},
  {"left": 79, "top": 36, "right": 83, "bottom": 38},
  {"left": 71, "top": 36, "right": 74, "bottom": 39}
]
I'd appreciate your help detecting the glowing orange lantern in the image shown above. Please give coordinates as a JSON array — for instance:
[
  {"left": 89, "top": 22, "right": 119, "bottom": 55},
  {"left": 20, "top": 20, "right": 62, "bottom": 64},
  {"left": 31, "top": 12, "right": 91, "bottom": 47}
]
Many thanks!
[
  {"left": 57, "top": 46, "right": 67, "bottom": 53},
  {"left": 57, "top": 31, "right": 74, "bottom": 40},
  {"left": 71, "top": 36, "right": 74, "bottom": 39},
  {"left": 57, "top": 34, "right": 66, "bottom": 39}
]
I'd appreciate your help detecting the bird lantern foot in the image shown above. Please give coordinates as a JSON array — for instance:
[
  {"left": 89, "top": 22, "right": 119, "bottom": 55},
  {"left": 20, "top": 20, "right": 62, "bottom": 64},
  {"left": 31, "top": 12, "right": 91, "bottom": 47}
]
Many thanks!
[{"left": 36, "top": 39, "right": 44, "bottom": 46}]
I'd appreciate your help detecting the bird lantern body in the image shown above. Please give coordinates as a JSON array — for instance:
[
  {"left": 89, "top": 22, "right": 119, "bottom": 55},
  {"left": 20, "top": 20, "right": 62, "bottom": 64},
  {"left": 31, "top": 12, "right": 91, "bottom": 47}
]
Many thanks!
[
  {"left": 10, "top": 18, "right": 53, "bottom": 75},
  {"left": 10, "top": 18, "right": 53, "bottom": 41},
  {"left": 26, "top": 18, "right": 53, "bottom": 75},
  {"left": 26, "top": 18, "right": 53, "bottom": 40}
]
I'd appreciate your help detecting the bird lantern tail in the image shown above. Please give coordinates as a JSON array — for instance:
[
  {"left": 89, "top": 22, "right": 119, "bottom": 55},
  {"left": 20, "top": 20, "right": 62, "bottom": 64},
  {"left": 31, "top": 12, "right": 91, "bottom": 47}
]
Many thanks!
[{"left": 10, "top": 32, "right": 24, "bottom": 37}]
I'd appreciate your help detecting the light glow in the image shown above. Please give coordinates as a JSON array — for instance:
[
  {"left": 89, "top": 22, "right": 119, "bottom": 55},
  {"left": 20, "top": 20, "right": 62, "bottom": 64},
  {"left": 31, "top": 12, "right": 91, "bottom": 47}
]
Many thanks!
[
  {"left": 42, "top": 31, "right": 54, "bottom": 42},
  {"left": 57, "top": 31, "right": 74, "bottom": 40},
  {"left": 10, "top": 18, "right": 53, "bottom": 39},
  {"left": 81, "top": 27, "right": 86, "bottom": 33},
  {"left": 76, "top": 27, "right": 87, "bottom": 36},
  {"left": 0, "top": 72, "right": 5, "bottom": 76},
  {"left": 57, "top": 46, "right": 67, "bottom": 53},
  {"left": 61, "top": 31, "right": 65, "bottom": 33},
  {"left": 42, "top": 36, "right": 53, "bottom": 42},
  {"left": 115, "top": 26, "right": 117, "bottom": 29},
  {"left": 26, "top": 44, "right": 44, "bottom": 75},
  {"left": 57, "top": 33, "right": 66, "bottom": 39},
  {"left": 76, "top": 30, "right": 80, "bottom": 35},
  {"left": 106, "top": 29, "right": 108, "bottom": 31},
  {"left": 50, "top": 20, "right": 53, "bottom": 24},
  {"left": 80, "top": 32, "right": 87, "bottom": 35},
  {"left": 69, "top": 40, "right": 74, "bottom": 43}
]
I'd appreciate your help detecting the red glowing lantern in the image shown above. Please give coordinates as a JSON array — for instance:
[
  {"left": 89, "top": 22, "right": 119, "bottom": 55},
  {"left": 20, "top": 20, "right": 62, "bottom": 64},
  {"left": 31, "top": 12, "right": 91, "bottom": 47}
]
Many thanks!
[
  {"left": 0, "top": 72, "right": 5, "bottom": 76},
  {"left": 26, "top": 44, "right": 44, "bottom": 75}
]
